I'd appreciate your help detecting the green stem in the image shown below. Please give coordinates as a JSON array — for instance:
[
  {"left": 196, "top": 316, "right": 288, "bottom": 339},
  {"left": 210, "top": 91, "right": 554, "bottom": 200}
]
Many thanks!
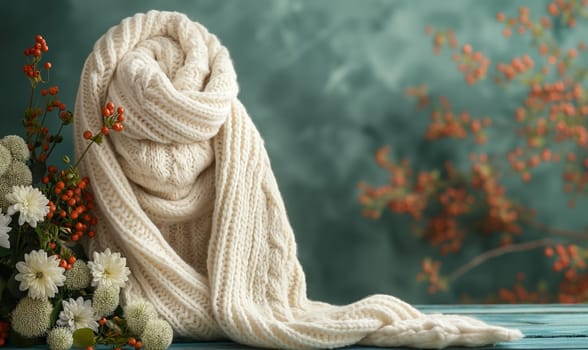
[
  {"left": 72, "top": 139, "right": 96, "bottom": 170},
  {"left": 45, "top": 123, "right": 65, "bottom": 160},
  {"left": 27, "top": 86, "right": 34, "bottom": 110},
  {"left": 12, "top": 225, "right": 23, "bottom": 264}
]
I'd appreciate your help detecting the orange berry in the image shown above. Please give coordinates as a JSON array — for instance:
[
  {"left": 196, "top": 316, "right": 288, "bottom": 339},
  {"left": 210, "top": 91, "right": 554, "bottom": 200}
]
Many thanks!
[
  {"left": 83, "top": 130, "right": 92, "bottom": 140},
  {"left": 68, "top": 256, "right": 77, "bottom": 264},
  {"left": 106, "top": 101, "right": 115, "bottom": 112},
  {"left": 112, "top": 122, "right": 124, "bottom": 132},
  {"left": 548, "top": 3, "right": 559, "bottom": 16},
  {"left": 102, "top": 107, "right": 111, "bottom": 117},
  {"left": 101, "top": 126, "right": 110, "bottom": 135},
  {"left": 134, "top": 341, "right": 143, "bottom": 349},
  {"left": 462, "top": 44, "right": 472, "bottom": 55},
  {"left": 521, "top": 172, "right": 531, "bottom": 182},
  {"left": 128, "top": 337, "right": 137, "bottom": 346}
]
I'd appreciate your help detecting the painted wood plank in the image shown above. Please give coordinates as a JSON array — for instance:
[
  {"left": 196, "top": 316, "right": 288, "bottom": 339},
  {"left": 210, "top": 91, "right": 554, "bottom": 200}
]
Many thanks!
[
  {"left": 169, "top": 336, "right": 588, "bottom": 350},
  {"left": 4, "top": 304, "right": 587, "bottom": 349},
  {"left": 418, "top": 304, "right": 588, "bottom": 314}
]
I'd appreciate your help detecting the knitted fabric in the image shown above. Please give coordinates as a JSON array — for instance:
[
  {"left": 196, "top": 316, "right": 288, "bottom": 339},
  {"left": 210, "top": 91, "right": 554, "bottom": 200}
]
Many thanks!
[{"left": 73, "top": 10, "right": 523, "bottom": 349}]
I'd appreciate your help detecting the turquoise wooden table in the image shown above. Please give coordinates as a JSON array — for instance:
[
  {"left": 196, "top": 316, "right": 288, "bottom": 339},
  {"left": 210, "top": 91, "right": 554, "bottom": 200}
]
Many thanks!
[
  {"left": 4, "top": 304, "right": 586, "bottom": 349},
  {"left": 169, "top": 304, "right": 587, "bottom": 349}
]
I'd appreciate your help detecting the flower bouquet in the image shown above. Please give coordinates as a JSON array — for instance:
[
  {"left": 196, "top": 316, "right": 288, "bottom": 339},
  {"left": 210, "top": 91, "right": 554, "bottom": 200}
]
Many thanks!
[{"left": 0, "top": 35, "right": 173, "bottom": 350}]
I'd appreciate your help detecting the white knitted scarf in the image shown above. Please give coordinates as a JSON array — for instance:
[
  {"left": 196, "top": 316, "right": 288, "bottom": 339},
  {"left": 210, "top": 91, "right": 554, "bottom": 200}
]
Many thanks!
[{"left": 73, "top": 10, "right": 522, "bottom": 349}]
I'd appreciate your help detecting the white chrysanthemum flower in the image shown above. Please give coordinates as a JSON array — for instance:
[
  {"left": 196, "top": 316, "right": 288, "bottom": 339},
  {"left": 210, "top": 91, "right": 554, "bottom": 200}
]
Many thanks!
[
  {"left": 46, "top": 327, "right": 73, "bottom": 350},
  {"left": 0, "top": 163, "right": 33, "bottom": 211},
  {"left": 141, "top": 319, "right": 173, "bottom": 350},
  {"left": 87, "top": 248, "right": 130, "bottom": 289},
  {"left": 5, "top": 185, "right": 49, "bottom": 227},
  {"left": 92, "top": 284, "right": 120, "bottom": 317},
  {"left": 0, "top": 210, "right": 11, "bottom": 248},
  {"left": 64, "top": 260, "right": 92, "bottom": 290},
  {"left": 15, "top": 249, "right": 66, "bottom": 299},
  {"left": 57, "top": 297, "right": 99, "bottom": 332},
  {"left": 11, "top": 297, "right": 52, "bottom": 337},
  {"left": 124, "top": 299, "right": 158, "bottom": 335}
]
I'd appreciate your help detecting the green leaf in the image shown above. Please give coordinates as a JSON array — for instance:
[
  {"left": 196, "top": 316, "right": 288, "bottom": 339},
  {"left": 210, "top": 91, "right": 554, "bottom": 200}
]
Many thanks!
[
  {"left": 50, "top": 297, "right": 63, "bottom": 326},
  {"left": 92, "top": 134, "right": 103, "bottom": 145},
  {"left": 73, "top": 328, "right": 96, "bottom": 348}
]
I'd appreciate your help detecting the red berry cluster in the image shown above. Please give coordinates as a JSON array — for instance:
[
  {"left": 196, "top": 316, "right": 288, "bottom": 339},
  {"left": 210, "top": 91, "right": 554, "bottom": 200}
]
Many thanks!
[
  {"left": 497, "top": 55, "right": 534, "bottom": 81},
  {"left": 23, "top": 34, "right": 49, "bottom": 57},
  {"left": 83, "top": 101, "right": 125, "bottom": 141},
  {"left": 20, "top": 35, "right": 75, "bottom": 164},
  {"left": 544, "top": 244, "right": 586, "bottom": 276},
  {"left": 454, "top": 44, "right": 491, "bottom": 85},
  {"left": 359, "top": 2, "right": 588, "bottom": 302},
  {"left": 41, "top": 165, "right": 97, "bottom": 262},
  {"left": 416, "top": 258, "right": 447, "bottom": 294},
  {"left": 544, "top": 244, "right": 588, "bottom": 302},
  {"left": 0, "top": 320, "right": 8, "bottom": 346},
  {"left": 558, "top": 272, "right": 588, "bottom": 303},
  {"left": 127, "top": 336, "right": 143, "bottom": 350},
  {"left": 22, "top": 34, "right": 49, "bottom": 82},
  {"left": 96, "top": 316, "right": 144, "bottom": 350},
  {"left": 358, "top": 146, "right": 429, "bottom": 221},
  {"left": 469, "top": 158, "right": 523, "bottom": 241},
  {"left": 420, "top": 96, "right": 491, "bottom": 145},
  {"left": 546, "top": 0, "right": 588, "bottom": 27},
  {"left": 359, "top": 147, "right": 526, "bottom": 255},
  {"left": 495, "top": 273, "right": 550, "bottom": 304},
  {"left": 425, "top": 27, "right": 457, "bottom": 55}
]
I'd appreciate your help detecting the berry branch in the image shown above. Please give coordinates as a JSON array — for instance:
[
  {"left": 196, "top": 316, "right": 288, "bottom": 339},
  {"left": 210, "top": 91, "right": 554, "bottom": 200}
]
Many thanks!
[{"left": 359, "top": 1, "right": 588, "bottom": 302}]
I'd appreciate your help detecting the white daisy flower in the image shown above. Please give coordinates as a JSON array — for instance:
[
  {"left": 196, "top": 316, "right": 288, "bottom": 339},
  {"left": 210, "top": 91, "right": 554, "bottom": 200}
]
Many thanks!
[
  {"left": 87, "top": 248, "right": 131, "bottom": 289},
  {"left": 15, "top": 249, "right": 66, "bottom": 299},
  {"left": 0, "top": 210, "right": 11, "bottom": 249},
  {"left": 57, "top": 297, "right": 99, "bottom": 332},
  {"left": 6, "top": 185, "right": 50, "bottom": 227}
]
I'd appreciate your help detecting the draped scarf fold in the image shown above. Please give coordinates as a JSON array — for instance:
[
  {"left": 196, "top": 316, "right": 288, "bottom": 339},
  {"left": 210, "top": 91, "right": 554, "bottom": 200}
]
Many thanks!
[{"left": 73, "top": 10, "right": 522, "bottom": 349}]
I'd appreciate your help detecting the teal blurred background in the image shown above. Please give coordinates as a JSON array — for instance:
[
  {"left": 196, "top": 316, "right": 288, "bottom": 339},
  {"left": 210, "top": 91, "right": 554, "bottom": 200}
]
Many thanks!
[{"left": 1, "top": 1, "right": 585, "bottom": 304}]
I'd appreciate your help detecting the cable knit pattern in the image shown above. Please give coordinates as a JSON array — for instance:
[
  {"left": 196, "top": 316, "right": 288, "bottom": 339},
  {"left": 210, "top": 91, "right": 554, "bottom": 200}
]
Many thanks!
[{"left": 73, "top": 10, "right": 523, "bottom": 349}]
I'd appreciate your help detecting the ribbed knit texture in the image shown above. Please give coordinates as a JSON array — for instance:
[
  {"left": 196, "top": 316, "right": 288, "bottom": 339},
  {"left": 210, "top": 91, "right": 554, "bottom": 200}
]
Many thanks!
[{"left": 73, "top": 10, "right": 523, "bottom": 349}]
